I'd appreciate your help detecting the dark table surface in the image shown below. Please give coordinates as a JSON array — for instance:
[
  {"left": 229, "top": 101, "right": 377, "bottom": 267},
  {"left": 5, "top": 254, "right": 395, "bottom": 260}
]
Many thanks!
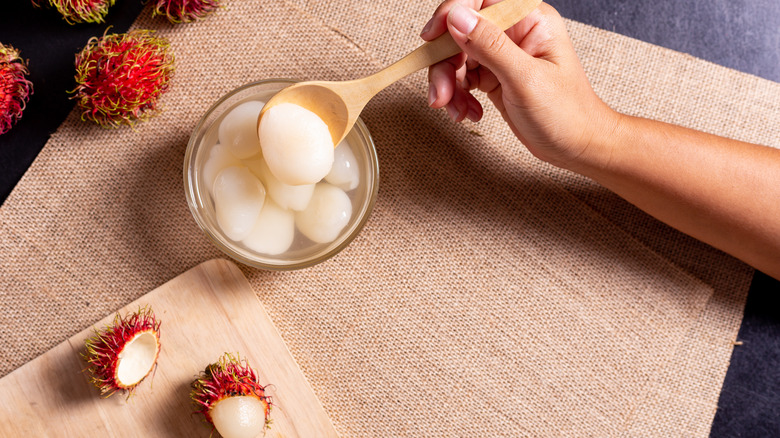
[{"left": 1, "top": 1, "right": 778, "bottom": 436}]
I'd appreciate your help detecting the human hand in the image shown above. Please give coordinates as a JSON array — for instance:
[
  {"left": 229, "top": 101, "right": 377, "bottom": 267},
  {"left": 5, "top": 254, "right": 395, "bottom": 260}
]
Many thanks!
[
  {"left": 422, "top": 2, "right": 780, "bottom": 280},
  {"left": 421, "top": 1, "right": 618, "bottom": 171}
]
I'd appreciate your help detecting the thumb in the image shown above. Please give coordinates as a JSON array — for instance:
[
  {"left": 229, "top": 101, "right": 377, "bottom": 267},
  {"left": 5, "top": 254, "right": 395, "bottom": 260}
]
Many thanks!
[{"left": 446, "top": 4, "right": 531, "bottom": 80}]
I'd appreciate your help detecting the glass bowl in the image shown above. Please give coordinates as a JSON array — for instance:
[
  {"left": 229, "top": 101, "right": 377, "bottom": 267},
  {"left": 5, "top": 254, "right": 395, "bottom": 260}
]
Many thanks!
[{"left": 184, "top": 79, "right": 379, "bottom": 270}]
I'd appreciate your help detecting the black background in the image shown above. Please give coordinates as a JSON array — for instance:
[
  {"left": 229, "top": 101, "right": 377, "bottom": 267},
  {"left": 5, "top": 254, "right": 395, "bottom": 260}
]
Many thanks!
[{"left": 1, "top": 0, "right": 778, "bottom": 435}]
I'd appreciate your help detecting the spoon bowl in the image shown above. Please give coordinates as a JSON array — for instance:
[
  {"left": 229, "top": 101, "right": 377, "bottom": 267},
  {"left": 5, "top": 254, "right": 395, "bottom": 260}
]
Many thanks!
[
  {"left": 258, "top": 0, "right": 542, "bottom": 145},
  {"left": 259, "top": 80, "right": 357, "bottom": 146}
]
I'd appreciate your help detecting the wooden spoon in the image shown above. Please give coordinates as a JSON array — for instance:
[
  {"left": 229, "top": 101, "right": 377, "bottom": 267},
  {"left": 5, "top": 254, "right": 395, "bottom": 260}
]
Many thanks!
[{"left": 258, "top": 0, "right": 542, "bottom": 146}]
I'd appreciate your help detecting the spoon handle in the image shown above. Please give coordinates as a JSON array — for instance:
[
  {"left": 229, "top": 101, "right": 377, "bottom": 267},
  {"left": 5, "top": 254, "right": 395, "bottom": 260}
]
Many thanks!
[{"left": 364, "top": 0, "right": 542, "bottom": 94}]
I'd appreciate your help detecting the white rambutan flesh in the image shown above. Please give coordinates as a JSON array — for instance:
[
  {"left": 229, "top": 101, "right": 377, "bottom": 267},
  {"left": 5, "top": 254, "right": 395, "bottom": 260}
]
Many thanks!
[
  {"left": 115, "top": 330, "right": 159, "bottom": 387},
  {"left": 259, "top": 102, "right": 334, "bottom": 186},
  {"left": 211, "top": 395, "right": 269, "bottom": 438}
]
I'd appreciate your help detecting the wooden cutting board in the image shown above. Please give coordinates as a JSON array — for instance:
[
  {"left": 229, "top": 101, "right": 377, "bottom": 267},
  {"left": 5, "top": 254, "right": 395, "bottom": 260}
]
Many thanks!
[{"left": 0, "top": 259, "right": 339, "bottom": 437}]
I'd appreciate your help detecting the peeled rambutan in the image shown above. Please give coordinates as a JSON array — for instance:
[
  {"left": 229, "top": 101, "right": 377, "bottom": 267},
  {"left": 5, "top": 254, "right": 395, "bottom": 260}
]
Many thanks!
[
  {"left": 32, "top": 0, "right": 116, "bottom": 25},
  {"left": 0, "top": 43, "right": 33, "bottom": 136},
  {"left": 72, "top": 30, "right": 175, "bottom": 128},
  {"left": 83, "top": 306, "right": 161, "bottom": 398},
  {"left": 191, "top": 353, "right": 272, "bottom": 438},
  {"left": 153, "top": 0, "right": 221, "bottom": 24}
]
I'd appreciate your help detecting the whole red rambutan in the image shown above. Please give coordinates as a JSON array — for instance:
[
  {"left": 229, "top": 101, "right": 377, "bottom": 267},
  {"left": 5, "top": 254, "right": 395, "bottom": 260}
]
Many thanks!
[
  {"left": 191, "top": 353, "right": 273, "bottom": 438},
  {"left": 0, "top": 43, "right": 33, "bottom": 136},
  {"left": 83, "top": 306, "right": 162, "bottom": 398},
  {"left": 32, "top": 0, "right": 116, "bottom": 25},
  {"left": 153, "top": 0, "right": 221, "bottom": 24},
  {"left": 72, "top": 30, "right": 175, "bottom": 128}
]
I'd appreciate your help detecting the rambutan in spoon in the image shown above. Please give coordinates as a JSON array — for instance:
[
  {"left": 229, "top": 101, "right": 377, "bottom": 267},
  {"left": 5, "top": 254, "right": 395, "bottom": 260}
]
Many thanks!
[{"left": 258, "top": 0, "right": 542, "bottom": 146}]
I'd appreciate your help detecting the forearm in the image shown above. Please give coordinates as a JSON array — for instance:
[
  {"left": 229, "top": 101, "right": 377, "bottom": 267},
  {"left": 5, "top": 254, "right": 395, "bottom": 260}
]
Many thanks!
[{"left": 576, "top": 111, "right": 780, "bottom": 279}]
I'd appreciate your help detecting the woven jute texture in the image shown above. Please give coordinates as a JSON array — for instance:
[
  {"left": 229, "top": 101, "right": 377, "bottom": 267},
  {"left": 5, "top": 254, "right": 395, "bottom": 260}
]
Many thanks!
[{"left": 1, "top": 0, "right": 778, "bottom": 436}]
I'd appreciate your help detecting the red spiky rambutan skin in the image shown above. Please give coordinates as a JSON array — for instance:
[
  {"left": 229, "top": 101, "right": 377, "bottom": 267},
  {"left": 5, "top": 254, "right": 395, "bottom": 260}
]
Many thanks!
[
  {"left": 83, "top": 306, "right": 161, "bottom": 398},
  {"left": 153, "top": 0, "right": 221, "bottom": 24},
  {"left": 32, "top": 0, "right": 116, "bottom": 25},
  {"left": 191, "top": 353, "right": 273, "bottom": 429},
  {"left": 72, "top": 30, "right": 175, "bottom": 128},
  {"left": 0, "top": 43, "right": 33, "bottom": 136}
]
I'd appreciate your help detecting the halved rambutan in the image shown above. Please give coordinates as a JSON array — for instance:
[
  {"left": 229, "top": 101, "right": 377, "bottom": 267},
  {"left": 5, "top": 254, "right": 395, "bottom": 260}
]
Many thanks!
[
  {"left": 72, "top": 30, "right": 174, "bottom": 128},
  {"left": 33, "top": 0, "right": 116, "bottom": 25},
  {"left": 153, "top": 0, "right": 221, "bottom": 24},
  {"left": 0, "top": 43, "right": 33, "bottom": 136},
  {"left": 191, "top": 353, "right": 272, "bottom": 438},
  {"left": 83, "top": 306, "right": 161, "bottom": 398}
]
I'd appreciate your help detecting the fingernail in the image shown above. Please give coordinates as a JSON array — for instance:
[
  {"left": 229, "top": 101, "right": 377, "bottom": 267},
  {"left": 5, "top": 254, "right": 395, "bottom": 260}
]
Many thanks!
[
  {"left": 449, "top": 4, "right": 478, "bottom": 35},
  {"left": 446, "top": 104, "right": 459, "bottom": 120},
  {"left": 428, "top": 84, "right": 437, "bottom": 106},
  {"left": 420, "top": 17, "right": 434, "bottom": 36}
]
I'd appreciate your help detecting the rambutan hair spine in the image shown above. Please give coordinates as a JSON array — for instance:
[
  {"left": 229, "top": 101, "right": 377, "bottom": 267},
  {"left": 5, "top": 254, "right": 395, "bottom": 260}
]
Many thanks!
[
  {"left": 71, "top": 29, "right": 175, "bottom": 128},
  {"left": 32, "top": 0, "right": 117, "bottom": 25},
  {"left": 153, "top": 0, "right": 222, "bottom": 24},
  {"left": 0, "top": 43, "right": 34, "bottom": 135},
  {"left": 191, "top": 353, "right": 273, "bottom": 438},
  {"left": 82, "top": 305, "right": 162, "bottom": 398}
]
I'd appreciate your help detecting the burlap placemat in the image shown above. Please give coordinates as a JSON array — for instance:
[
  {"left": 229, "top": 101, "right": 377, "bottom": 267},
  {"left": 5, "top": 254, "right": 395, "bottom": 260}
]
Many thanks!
[{"left": 1, "top": 0, "right": 777, "bottom": 435}]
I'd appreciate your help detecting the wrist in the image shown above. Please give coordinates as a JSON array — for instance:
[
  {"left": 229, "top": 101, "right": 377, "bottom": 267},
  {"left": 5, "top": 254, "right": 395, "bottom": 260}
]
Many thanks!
[{"left": 565, "top": 104, "right": 626, "bottom": 178}]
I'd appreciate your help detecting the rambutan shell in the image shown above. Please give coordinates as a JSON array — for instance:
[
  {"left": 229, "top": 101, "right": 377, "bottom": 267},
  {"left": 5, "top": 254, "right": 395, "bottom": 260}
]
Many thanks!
[
  {"left": 0, "top": 43, "right": 33, "bottom": 136},
  {"left": 153, "top": 0, "right": 222, "bottom": 24},
  {"left": 83, "top": 306, "right": 161, "bottom": 397},
  {"left": 191, "top": 353, "right": 272, "bottom": 434},
  {"left": 72, "top": 30, "right": 175, "bottom": 128},
  {"left": 38, "top": 0, "right": 117, "bottom": 25}
]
